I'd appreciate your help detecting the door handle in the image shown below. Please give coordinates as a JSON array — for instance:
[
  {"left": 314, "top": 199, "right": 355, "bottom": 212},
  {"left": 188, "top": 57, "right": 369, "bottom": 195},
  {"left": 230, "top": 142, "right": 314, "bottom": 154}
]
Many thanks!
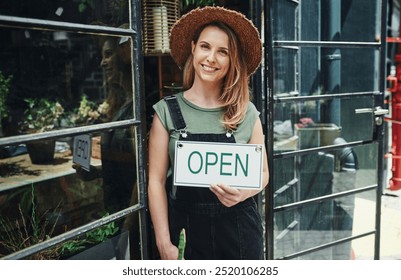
[
  {"left": 355, "top": 106, "right": 389, "bottom": 116},
  {"left": 355, "top": 106, "right": 389, "bottom": 126}
]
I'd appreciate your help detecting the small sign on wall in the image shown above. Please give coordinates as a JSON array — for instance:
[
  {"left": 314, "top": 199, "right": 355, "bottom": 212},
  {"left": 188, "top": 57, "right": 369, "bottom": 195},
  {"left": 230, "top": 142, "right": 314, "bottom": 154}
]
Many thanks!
[
  {"left": 73, "top": 134, "right": 92, "bottom": 171},
  {"left": 174, "top": 141, "right": 263, "bottom": 189}
]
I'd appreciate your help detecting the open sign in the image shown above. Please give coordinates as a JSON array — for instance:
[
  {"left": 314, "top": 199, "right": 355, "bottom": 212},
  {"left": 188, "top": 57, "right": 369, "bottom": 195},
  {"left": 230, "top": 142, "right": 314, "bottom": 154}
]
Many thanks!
[{"left": 174, "top": 141, "right": 263, "bottom": 189}]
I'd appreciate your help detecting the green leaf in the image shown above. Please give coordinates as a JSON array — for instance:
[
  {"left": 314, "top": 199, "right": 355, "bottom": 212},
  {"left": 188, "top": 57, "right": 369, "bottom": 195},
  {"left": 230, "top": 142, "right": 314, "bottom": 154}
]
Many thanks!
[{"left": 178, "top": 228, "right": 186, "bottom": 260}]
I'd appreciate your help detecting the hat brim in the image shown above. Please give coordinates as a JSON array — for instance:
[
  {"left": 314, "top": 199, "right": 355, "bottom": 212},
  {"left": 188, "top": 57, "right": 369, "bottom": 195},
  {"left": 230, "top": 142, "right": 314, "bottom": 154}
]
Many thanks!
[{"left": 169, "top": 6, "right": 262, "bottom": 76}]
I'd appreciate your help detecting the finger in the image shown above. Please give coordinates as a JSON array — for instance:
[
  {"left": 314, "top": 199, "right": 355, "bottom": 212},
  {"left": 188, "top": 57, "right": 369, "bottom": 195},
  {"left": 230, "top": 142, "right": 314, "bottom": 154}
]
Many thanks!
[
  {"left": 214, "top": 183, "right": 240, "bottom": 195},
  {"left": 210, "top": 185, "right": 238, "bottom": 205}
]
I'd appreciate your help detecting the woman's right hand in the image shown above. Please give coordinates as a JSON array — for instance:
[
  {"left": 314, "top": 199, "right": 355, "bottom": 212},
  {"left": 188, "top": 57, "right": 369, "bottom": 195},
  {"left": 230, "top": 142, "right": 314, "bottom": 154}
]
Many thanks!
[
  {"left": 158, "top": 242, "right": 179, "bottom": 260},
  {"left": 72, "top": 163, "right": 99, "bottom": 181}
]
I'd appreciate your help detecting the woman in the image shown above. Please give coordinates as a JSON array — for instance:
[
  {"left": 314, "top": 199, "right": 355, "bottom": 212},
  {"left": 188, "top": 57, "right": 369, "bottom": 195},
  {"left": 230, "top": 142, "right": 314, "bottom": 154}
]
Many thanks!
[
  {"left": 148, "top": 6, "right": 269, "bottom": 260},
  {"left": 74, "top": 33, "right": 136, "bottom": 214},
  {"left": 73, "top": 32, "right": 140, "bottom": 259}
]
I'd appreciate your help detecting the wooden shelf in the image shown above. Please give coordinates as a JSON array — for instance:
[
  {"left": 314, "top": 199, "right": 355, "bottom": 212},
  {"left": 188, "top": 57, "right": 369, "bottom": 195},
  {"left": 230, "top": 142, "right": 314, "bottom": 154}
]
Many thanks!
[{"left": 0, "top": 152, "right": 101, "bottom": 192}]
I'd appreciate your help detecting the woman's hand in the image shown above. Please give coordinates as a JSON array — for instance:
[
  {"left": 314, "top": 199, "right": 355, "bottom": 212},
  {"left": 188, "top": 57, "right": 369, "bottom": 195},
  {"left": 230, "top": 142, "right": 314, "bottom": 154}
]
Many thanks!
[
  {"left": 72, "top": 163, "right": 100, "bottom": 181},
  {"left": 210, "top": 183, "right": 255, "bottom": 207},
  {"left": 157, "top": 241, "right": 180, "bottom": 260}
]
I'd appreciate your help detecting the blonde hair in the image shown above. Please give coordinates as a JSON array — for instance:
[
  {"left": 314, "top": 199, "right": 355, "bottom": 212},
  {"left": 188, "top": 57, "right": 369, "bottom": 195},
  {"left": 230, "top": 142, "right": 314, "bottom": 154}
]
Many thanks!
[{"left": 182, "top": 21, "right": 250, "bottom": 130}]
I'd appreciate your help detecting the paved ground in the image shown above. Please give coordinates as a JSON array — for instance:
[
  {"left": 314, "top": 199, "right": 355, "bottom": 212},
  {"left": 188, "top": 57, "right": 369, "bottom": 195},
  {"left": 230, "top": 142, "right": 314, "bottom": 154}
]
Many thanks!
[{"left": 352, "top": 165, "right": 401, "bottom": 260}]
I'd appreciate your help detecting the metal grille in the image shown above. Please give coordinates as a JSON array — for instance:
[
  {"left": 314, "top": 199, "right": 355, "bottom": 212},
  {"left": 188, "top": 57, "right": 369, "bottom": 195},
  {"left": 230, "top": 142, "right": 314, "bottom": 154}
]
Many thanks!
[{"left": 142, "top": 0, "right": 180, "bottom": 55}]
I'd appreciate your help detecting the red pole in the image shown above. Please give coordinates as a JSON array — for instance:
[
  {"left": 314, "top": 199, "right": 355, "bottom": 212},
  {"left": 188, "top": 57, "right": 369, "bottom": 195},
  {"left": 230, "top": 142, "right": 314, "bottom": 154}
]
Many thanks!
[
  {"left": 389, "top": 54, "right": 401, "bottom": 190},
  {"left": 387, "top": 0, "right": 401, "bottom": 190}
]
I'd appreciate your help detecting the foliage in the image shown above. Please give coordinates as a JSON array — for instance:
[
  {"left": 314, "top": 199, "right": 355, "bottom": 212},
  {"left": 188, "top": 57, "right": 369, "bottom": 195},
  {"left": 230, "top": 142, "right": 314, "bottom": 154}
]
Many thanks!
[
  {"left": 0, "top": 184, "right": 119, "bottom": 259},
  {"left": 178, "top": 228, "right": 186, "bottom": 260},
  {"left": 0, "top": 185, "right": 63, "bottom": 260},
  {"left": 0, "top": 71, "right": 12, "bottom": 120},
  {"left": 68, "top": 95, "right": 109, "bottom": 126},
  {"left": 78, "top": 0, "right": 94, "bottom": 13},
  {"left": 20, "top": 98, "right": 64, "bottom": 133},
  {"left": 60, "top": 213, "right": 119, "bottom": 256}
]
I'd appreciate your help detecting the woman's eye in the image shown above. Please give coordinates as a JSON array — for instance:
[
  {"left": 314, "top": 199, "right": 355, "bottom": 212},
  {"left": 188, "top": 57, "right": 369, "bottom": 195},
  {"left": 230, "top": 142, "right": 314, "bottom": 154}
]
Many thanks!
[
  {"left": 219, "top": 50, "right": 228, "bottom": 56},
  {"left": 200, "top": 44, "right": 209, "bottom": 49},
  {"left": 104, "top": 50, "right": 113, "bottom": 58}
]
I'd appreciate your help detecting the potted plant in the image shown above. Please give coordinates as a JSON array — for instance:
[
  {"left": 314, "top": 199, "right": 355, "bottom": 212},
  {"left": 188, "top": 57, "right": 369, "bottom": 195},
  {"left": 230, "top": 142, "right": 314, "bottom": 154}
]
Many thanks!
[
  {"left": 0, "top": 185, "right": 64, "bottom": 259},
  {"left": 67, "top": 95, "right": 109, "bottom": 159},
  {"left": 68, "top": 95, "right": 108, "bottom": 127},
  {"left": 20, "top": 98, "right": 65, "bottom": 164}
]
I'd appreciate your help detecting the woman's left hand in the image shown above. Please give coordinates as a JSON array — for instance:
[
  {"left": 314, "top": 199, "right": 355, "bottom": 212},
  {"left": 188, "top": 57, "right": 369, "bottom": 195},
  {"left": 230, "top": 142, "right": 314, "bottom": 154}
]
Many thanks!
[{"left": 210, "top": 183, "right": 252, "bottom": 207}]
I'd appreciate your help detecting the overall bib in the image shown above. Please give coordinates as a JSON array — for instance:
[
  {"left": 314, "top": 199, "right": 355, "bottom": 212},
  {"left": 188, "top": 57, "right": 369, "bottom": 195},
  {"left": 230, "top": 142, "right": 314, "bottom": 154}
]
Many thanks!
[{"left": 164, "top": 96, "right": 264, "bottom": 260}]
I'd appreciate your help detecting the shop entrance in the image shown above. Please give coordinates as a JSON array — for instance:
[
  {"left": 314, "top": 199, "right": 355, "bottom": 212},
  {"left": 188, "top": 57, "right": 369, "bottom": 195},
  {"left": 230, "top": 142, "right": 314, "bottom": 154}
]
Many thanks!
[{"left": 263, "top": 0, "right": 387, "bottom": 259}]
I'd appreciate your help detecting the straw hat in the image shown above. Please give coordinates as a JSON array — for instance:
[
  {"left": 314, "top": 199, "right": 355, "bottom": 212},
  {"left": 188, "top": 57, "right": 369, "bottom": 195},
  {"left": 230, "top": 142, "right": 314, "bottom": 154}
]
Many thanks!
[{"left": 169, "top": 6, "right": 262, "bottom": 76}]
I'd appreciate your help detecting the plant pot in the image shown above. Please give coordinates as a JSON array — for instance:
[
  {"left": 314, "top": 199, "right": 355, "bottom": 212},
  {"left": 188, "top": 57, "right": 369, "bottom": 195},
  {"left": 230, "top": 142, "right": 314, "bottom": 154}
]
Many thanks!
[
  {"left": 66, "top": 231, "right": 130, "bottom": 260},
  {"left": 26, "top": 140, "right": 56, "bottom": 164},
  {"left": 294, "top": 123, "right": 341, "bottom": 149}
]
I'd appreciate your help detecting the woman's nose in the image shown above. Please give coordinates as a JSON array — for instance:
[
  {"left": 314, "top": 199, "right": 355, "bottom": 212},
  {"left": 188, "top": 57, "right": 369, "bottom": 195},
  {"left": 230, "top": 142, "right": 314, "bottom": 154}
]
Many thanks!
[
  {"left": 100, "top": 57, "right": 107, "bottom": 67},
  {"left": 207, "top": 51, "right": 216, "bottom": 63}
]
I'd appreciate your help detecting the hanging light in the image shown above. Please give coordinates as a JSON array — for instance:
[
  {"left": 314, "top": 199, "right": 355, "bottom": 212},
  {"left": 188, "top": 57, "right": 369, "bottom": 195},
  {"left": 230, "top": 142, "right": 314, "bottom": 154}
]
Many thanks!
[{"left": 142, "top": 0, "right": 180, "bottom": 55}]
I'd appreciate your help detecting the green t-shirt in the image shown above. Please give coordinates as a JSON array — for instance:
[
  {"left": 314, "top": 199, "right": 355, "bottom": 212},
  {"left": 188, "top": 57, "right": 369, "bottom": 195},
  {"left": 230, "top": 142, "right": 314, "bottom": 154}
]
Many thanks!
[{"left": 152, "top": 92, "right": 260, "bottom": 169}]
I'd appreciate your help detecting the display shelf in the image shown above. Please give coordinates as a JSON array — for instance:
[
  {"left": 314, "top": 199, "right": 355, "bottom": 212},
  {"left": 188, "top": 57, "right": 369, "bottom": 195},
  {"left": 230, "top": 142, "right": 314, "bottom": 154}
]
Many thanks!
[{"left": 0, "top": 152, "right": 101, "bottom": 192}]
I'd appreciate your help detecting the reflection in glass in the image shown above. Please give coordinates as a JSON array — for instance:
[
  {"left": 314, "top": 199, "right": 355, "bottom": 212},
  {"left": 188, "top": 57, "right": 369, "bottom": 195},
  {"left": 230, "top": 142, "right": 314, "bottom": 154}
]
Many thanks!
[
  {"left": 274, "top": 145, "right": 377, "bottom": 203},
  {"left": 271, "top": 0, "right": 380, "bottom": 43},
  {"left": 0, "top": 26, "right": 140, "bottom": 259},
  {"left": 274, "top": 47, "right": 379, "bottom": 98},
  {"left": 274, "top": 190, "right": 376, "bottom": 260},
  {"left": 0, "top": 0, "right": 130, "bottom": 27},
  {"left": 272, "top": 143, "right": 378, "bottom": 259},
  {"left": 273, "top": 96, "right": 374, "bottom": 152}
]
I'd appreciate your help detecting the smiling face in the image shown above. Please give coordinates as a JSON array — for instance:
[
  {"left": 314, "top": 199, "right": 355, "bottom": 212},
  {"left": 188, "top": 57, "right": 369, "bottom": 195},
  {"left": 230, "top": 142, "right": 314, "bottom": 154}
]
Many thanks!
[
  {"left": 100, "top": 39, "right": 124, "bottom": 84},
  {"left": 191, "top": 25, "right": 230, "bottom": 87}
]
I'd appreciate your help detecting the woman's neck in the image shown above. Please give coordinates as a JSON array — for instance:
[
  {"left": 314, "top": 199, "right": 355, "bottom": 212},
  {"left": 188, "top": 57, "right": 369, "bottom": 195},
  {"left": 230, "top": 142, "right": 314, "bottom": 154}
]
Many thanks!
[{"left": 184, "top": 80, "right": 224, "bottom": 108}]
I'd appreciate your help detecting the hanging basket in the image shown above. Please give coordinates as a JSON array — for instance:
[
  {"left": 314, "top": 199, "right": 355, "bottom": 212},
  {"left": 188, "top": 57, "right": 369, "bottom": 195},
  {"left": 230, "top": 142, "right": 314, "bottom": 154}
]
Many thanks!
[{"left": 142, "top": 0, "right": 180, "bottom": 55}]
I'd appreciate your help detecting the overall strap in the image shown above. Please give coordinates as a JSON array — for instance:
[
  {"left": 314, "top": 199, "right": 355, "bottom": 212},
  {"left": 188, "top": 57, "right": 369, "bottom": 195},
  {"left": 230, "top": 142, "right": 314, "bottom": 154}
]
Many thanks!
[{"left": 164, "top": 95, "right": 187, "bottom": 131}]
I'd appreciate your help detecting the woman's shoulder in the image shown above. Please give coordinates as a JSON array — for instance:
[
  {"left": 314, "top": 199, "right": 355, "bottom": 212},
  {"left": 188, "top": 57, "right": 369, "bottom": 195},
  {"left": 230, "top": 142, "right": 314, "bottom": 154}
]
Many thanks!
[
  {"left": 240, "top": 101, "right": 260, "bottom": 127},
  {"left": 153, "top": 93, "right": 182, "bottom": 109},
  {"left": 152, "top": 93, "right": 185, "bottom": 129},
  {"left": 246, "top": 101, "right": 260, "bottom": 118}
]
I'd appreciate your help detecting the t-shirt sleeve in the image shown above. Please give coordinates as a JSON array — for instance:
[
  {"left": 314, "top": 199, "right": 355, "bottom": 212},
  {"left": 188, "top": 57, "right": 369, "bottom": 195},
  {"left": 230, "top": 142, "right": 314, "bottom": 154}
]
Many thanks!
[
  {"left": 152, "top": 99, "right": 170, "bottom": 131},
  {"left": 238, "top": 102, "right": 261, "bottom": 143},
  {"left": 247, "top": 102, "right": 260, "bottom": 126}
]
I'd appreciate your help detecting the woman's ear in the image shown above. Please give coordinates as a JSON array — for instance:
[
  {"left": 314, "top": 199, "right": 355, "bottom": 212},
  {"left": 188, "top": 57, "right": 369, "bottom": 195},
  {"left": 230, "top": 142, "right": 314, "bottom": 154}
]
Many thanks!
[{"left": 191, "top": 41, "right": 196, "bottom": 54}]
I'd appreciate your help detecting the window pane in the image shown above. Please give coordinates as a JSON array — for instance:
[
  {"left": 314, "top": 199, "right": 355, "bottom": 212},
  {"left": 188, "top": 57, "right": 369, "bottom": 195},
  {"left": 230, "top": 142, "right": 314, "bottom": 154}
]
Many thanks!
[
  {"left": 0, "top": 26, "right": 139, "bottom": 255},
  {"left": 274, "top": 189, "right": 377, "bottom": 260},
  {"left": 274, "top": 47, "right": 379, "bottom": 97},
  {"left": 274, "top": 96, "right": 375, "bottom": 152},
  {"left": 0, "top": 130, "right": 140, "bottom": 259},
  {"left": 274, "top": 145, "right": 378, "bottom": 204},
  {"left": 0, "top": 0, "right": 130, "bottom": 27},
  {"left": 0, "top": 27, "right": 134, "bottom": 138},
  {"left": 272, "top": 0, "right": 380, "bottom": 43}
]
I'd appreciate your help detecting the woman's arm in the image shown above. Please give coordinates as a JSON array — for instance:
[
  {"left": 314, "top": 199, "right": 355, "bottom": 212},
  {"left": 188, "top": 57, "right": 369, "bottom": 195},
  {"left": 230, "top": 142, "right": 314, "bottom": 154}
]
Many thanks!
[
  {"left": 210, "top": 118, "right": 269, "bottom": 207},
  {"left": 148, "top": 113, "right": 179, "bottom": 260}
]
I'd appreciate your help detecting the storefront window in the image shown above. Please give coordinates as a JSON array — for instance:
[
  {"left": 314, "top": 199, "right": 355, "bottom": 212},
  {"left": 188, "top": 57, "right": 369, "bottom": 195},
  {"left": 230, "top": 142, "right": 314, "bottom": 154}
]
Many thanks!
[
  {"left": 0, "top": 0, "right": 130, "bottom": 26},
  {"left": 0, "top": 13, "right": 140, "bottom": 258}
]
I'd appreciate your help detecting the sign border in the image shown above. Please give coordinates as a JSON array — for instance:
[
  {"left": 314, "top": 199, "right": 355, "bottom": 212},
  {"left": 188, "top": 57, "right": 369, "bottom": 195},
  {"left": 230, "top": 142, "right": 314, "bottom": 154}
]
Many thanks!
[{"left": 173, "top": 140, "right": 263, "bottom": 189}]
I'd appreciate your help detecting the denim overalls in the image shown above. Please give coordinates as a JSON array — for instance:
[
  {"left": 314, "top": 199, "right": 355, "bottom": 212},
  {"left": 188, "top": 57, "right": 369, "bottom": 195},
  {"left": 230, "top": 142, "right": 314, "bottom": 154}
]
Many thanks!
[{"left": 164, "top": 96, "right": 263, "bottom": 260}]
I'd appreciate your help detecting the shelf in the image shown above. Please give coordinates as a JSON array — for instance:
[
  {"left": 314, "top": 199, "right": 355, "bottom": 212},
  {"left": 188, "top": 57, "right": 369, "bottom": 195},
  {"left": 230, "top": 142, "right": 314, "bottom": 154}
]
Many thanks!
[{"left": 0, "top": 152, "right": 101, "bottom": 192}]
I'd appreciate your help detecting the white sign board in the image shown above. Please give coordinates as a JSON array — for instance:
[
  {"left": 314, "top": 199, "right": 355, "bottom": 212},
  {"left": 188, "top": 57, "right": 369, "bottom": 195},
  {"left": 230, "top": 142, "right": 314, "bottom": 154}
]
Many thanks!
[
  {"left": 73, "top": 134, "right": 92, "bottom": 171},
  {"left": 174, "top": 141, "right": 263, "bottom": 189}
]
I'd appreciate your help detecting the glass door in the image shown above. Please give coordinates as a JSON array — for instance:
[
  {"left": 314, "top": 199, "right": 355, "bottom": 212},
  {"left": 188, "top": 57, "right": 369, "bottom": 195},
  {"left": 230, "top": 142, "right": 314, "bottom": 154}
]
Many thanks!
[{"left": 264, "top": 0, "right": 387, "bottom": 259}]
